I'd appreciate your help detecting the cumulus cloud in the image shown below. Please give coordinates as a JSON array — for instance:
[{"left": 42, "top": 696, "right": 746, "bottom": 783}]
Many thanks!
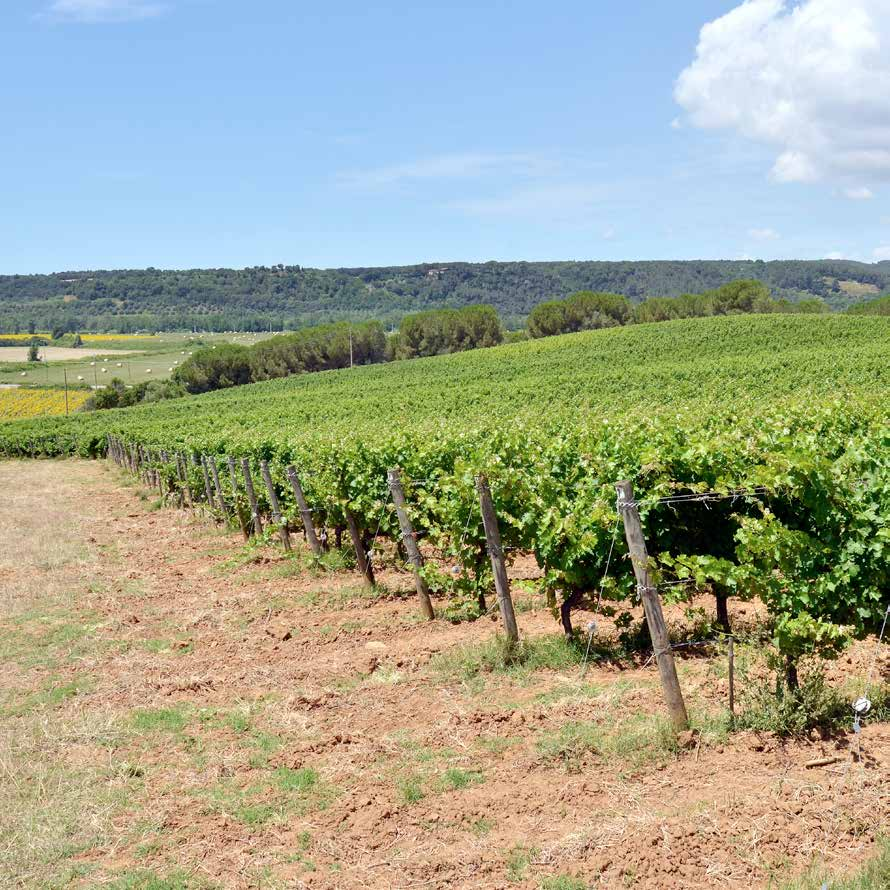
[
  {"left": 748, "top": 227, "right": 780, "bottom": 241},
  {"left": 43, "top": 0, "right": 165, "bottom": 23},
  {"left": 675, "top": 0, "right": 890, "bottom": 184},
  {"left": 873, "top": 245, "right": 890, "bottom": 261},
  {"left": 825, "top": 251, "right": 845, "bottom": 259}
]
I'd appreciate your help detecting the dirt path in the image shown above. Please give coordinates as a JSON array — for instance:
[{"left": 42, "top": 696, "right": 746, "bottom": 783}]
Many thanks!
[{"left": 0, "top": 460, "right": 887, "bottom": 890}]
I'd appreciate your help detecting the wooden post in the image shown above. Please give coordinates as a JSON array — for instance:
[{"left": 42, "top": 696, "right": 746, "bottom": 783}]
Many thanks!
[
  {"left": 177, "top": 453, "right": 193, "bottom": 508},
  {"left": 200, "top": 455, "right": 216, "bottom": 514},
  {"left": 388, "top": 468, "right": 435, "bottom": 621},
  {"left": 260, "top": 460, "right": 291, "bottom": 552},
  {"left": 476, "top": 475, "right": 519, "bottom": 643},
  {"left": 241, "top": 458, "right": 264, "bottom": 537},
  {"left": 158, "top": 451, "right": 169, "bottom": 504},
  {"left": 286, "top": 465, "right": 322, "bottom": 557},
  {"left": 616, "top": 480, "right": 689, "bottom": 731},
  {"left": 728, "top": 635, "right": 735, "bottom": 728},
  {"left": 345, "top": 509, "right": 375, "bottom": 589},
  {"left": 207, "top": 456, "right": 229, "bottom": 521},
  {"left": 228, "top": 455, "right": 251, "bottom": 541}
]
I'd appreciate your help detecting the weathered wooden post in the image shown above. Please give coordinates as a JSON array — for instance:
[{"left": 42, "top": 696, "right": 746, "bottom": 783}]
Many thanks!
[
  {"left": 260, "top": 460, "right": 291, "bottom": 552},
  {"left": 388, "top": 468, "right": 435, "bottom": 621},
  {"left": 227, "top": 455, "right": 251, "bottom": 541},
  {"left": 158, "top": 450, "right": 169, "bottom": 504},
  {"left": 177, "top": 453, "right": 193, "bottom": 508},
  {"left": 476, "top": 475, "right": 519, "bottom": 644},
  {"left": 241, "top": 458, "right": 264, "bottom": 537},
  {"left": 286, "top": 465, "right": 322, "bottom": 557},
  {"left": 345, "top": 509, "right": 375, "bottom": 589},
  {"left": 200, "top": 455, "right": 216, "bottom": 514},
  {"left": 616, "top": 480, "right": 688, "bottom": 731},
  {"left": 207, "top": 456, "right": 229, "bottom": 521}
]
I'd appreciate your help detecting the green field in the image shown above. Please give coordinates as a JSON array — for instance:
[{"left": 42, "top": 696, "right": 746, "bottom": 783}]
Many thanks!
[{"left": 0, "top": 331, "right": 275, "bottom": 387}]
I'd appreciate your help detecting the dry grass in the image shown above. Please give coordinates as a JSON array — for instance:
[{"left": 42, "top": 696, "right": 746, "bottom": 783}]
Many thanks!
[{"left": 0, "top": 460, "right": 137, "bottom": 887}]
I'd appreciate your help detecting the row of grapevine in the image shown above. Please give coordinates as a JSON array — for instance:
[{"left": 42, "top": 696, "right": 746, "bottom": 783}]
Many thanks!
[{"left": 1, "top": 315, "right": 888, "bottom": 677}]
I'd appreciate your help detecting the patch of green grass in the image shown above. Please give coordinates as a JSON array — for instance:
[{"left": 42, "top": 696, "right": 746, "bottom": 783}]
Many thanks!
[
  {"left": 430, "top": 633, "right": 586, "bottom": 683},
  {"left": 226, "top": 711, "right": 251, "bottom": 734},
  {"left": 131, "top": 705, "right": 189, "bottom": 735},
  {"left": 204, "top": 766, "right": 336, "bottom": 824},
  {"left": 102, "top": 869, "right": 214, "bottom": 890},
  {"left": 437, "top": 767, "right": 483, "bottom": 792},
  {"left": 1, "top": 675, "right": 92, "bottom": 716},
  {"left": 298, "top": 580, "right": 398, "bottom": 609},
  {"left": 780, "top": 838, "right": 890, "bottom": 889},
  {"left": 506, "top": 844, "right": 537, "bottom": 882},
  {"left": 270, "top": 558, "right": 309, "bottom": 580},
  {"left": 536, "top": 721, "right": 603, "bottom": 769},
  {"left": 398, "top": 776, "right": 426, "bottom": 805},
  {"left": 537, "top": 712, "right": 680, "bottom": 773},
  {"left": 237, "top": 804, "right": 276, "bottom": 827},
  {"left": 0, "top": 608, "right": 103, "bottom": 670},
  {"left": 541, "top": 877, "right": 589, "bottom": 890},
  {"left": 273, "top": 766, "right": 319, "bottom": 793},
  {"left": 246, "top": 730, "right": 283, "bottom": 768},
  {"left": 532, "top": 682, "right": 602, "bottom": 708},
  {"left": 470, "top": 816, "right": 494, "bottom": 836}
]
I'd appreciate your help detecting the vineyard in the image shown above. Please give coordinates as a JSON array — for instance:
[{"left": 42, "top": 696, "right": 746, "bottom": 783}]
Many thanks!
[
  {"left": 2, "top": 313, "right": 890, "bottom": 887},
  {"left": 0, "top": 386, "right": 91, "bottom": 422},
  {"left": 2, "top": 314, "right": 888, "bottom": 682}
]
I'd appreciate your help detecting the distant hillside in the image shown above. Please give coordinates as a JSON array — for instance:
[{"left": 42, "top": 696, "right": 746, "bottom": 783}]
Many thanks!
[{"left": 2, "top": 259, "right": 888, "bottom": 332}]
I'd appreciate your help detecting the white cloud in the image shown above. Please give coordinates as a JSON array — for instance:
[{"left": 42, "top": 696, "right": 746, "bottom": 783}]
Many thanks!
[
  {"left": 748, "top": 227, "right": 780, "bottom": 241},
  {"left": 602, "top": 226, "right": 616, "bottom": 240},
  {"left": 873, "top": 245, "right": 890, "bottom": 261},
  {"left": 825, "top": 251, "right": 845, "bottom": 259},
  {"left": 337, "top": 153, "right": 550, "bottom": 190},
  {"left": 843, "top": 186, "right": 874, "bottom": 200},
  {"left": 675, "top": 0, "right": 890, "bottom": 184},
  {"left": 670, "top": 117, "right": 682, "bottom": 130},
  {"left": 42, "top": 0, "right": 165, "bottom": 23}
]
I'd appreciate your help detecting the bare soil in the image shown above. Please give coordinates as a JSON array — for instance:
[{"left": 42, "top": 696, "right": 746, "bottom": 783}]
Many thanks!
[{"left": 0, "top": 459, "right": 887, "bottom": 890}]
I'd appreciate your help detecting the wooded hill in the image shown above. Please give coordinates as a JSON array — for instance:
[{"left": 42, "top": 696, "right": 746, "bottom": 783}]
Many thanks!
[{"left": 2, "top": 258, "right": 888, "bottom": 332}]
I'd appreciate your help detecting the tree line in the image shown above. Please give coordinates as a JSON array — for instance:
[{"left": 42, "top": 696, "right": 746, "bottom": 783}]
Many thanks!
[
  {"left": 3, "top": 258, "right": 890, "bottom": 333},
  {"left": 171, "top": 305, "right": 504, "bottom": 395},
  {"left": 526, "top": 281, "right": 829, "bottom": 337}
]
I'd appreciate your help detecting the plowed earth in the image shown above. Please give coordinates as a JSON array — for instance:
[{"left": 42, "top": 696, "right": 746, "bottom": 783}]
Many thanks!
[{"left": 1, "top": 460, "right": 887, "bottom": 890}]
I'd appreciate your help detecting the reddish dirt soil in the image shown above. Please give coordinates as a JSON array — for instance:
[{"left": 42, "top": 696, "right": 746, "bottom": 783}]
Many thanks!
[{"left": 2, "top": 459, "right": 888, "bottom": 889}]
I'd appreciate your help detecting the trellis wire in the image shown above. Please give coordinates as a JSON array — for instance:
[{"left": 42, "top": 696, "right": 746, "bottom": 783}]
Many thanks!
[{"left": 580, "top": 509, "right": 621, "bottom": 679}]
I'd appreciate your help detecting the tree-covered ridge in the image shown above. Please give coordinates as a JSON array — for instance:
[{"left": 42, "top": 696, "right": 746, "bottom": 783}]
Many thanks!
[{"left": 2, "top": 259, "right": 888, "bottom": 332}]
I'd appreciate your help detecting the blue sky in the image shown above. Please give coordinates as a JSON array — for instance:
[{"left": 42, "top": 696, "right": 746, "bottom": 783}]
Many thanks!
[{"left": 3, "top": 0, "right": 889, "bottom": 273}]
